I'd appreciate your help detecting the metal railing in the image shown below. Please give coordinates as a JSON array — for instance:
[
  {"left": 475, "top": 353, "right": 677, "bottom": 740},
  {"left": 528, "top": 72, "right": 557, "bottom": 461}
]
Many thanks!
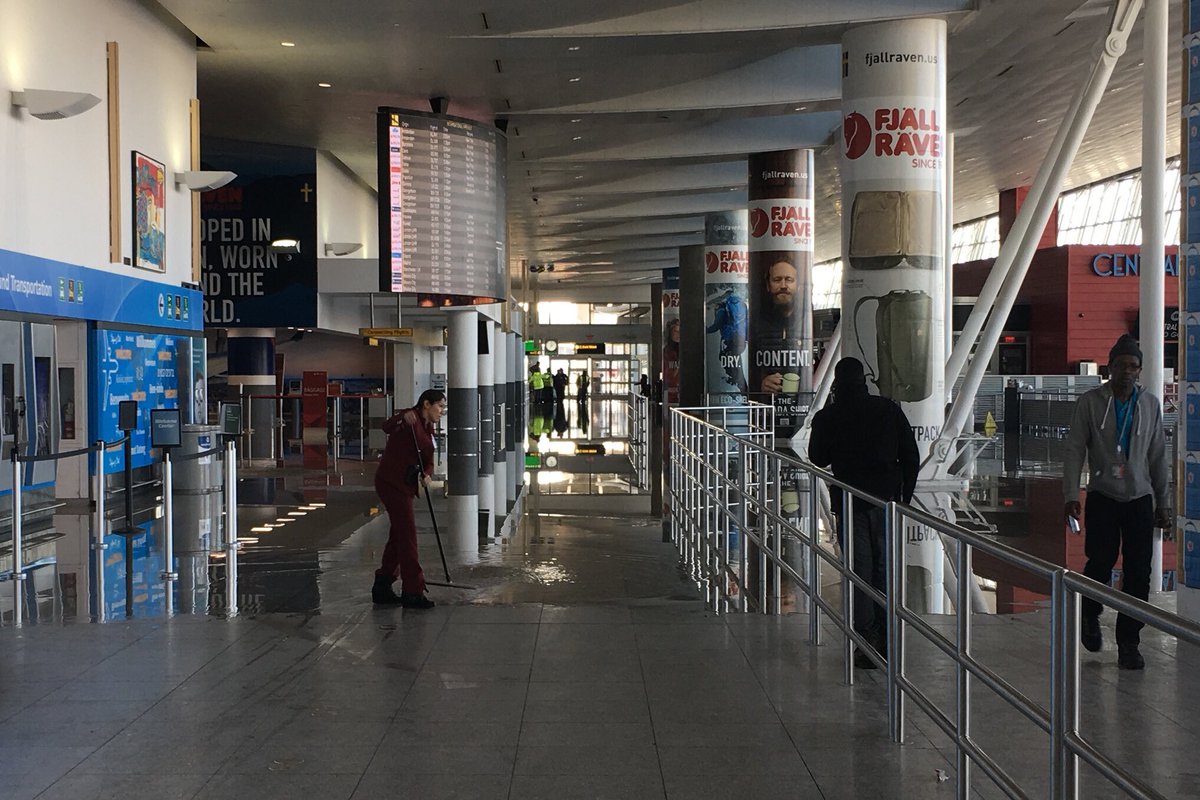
[
  {"left": 5, "top": 435, "right": 240, "bottom": 626},
  {"left": 626, "top": 392, "right": 651, "bottom": 489},
  {"left": 668, "top": 405, "right": 1200, "bottom": 800}
]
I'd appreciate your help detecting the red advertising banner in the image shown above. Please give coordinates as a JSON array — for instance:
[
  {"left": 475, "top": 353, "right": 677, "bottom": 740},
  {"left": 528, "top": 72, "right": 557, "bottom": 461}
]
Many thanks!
[{"left": 301, "top": 370, "right": 328, "bottom": 469}]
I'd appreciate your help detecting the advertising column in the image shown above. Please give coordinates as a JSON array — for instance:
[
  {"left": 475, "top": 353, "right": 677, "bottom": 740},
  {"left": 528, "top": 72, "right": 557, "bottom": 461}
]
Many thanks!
[
  {"left": 842, "top": 20, "right": 948, "bottom": 610},
  {"left": 747, "top": 150, "right": 815, "bottom": 440},
  {"left": 478, "top": 315, "right": 495, "bottom": 540},
  {"left": 662, "top": 268, "right": 681, "bottom": 406},
  {"left": 703, "top": 211, "right": 749, "bottom": 406}
]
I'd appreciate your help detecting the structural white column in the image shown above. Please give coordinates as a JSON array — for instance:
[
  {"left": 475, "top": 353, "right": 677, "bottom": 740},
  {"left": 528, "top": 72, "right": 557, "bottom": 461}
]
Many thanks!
[
  {"left": 1142, "top": 0, "right": 1167, "bottom": 592},
  {"left": 446, "top": 309, "right": 479, "bottom": 553},
  {"left": 493, "top": 320, "right": 509, "bottom": 533},
  {"left": 1141, "top": 0, "right": 1167, "bottom": 411},
  {"left": 478, "top": 313, "right": 496, "bottom": 540}
]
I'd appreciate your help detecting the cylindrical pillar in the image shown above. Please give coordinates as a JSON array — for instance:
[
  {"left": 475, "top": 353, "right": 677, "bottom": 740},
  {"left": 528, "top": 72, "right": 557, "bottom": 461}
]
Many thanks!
[
  {"left": 478, "top": 314, "right": 496, "bottom": 540},
  {"left": 702, "top": 211, "right": 749, "bottom": 405},
  {"left": 747, "top": 149, "right": 815, "bottom": 440},
  {"left": 510, "top": 321, "right": 524, "bottom": 504},
  {"left": 226, "top": 328, "right": 276, "bottom": 461},
  {"left": 842, "top": 19, "right": 948, "bottom": 612},
  {"left": 679, "top": 245, "right": 706, "bottom": 408},
  {"left": 447, "top": 309, "right": 480, "bottom": 553},
  {"left": 493, "top": 320, "right": 509, "bottom": 532},
  {"left": 1141, "top": 0, "right": 1167, "bottom": 409}
]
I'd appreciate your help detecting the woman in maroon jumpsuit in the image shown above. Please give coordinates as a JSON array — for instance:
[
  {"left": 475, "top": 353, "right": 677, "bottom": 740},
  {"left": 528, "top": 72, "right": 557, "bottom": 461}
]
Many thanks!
[{"left": 371, "top": 389, "right": 445, "bottom": 608}]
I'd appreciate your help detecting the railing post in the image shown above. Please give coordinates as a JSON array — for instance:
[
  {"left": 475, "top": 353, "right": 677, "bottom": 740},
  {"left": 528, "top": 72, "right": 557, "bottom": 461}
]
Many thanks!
[
  {"left": 956, "top": 540, "right": 973, "bottom": 797},
  {"left": 10, "top": 450, "right": 25, "bottom": 626},
  {"left": 1050, "top": 570, "right": 1066, "bottom": 798},
  {"left": 161, "top": 449, "right": 177, "bottom": 616},
  {"left": 807, "top": 472, "right": 821, "bottom": 643},
  {"left": 224, "top": 439, "right": 239, "bottom": 617},
  {"left": 887, "top": 501, "right": 907, "bottom": 744},
  {"left": 92, "top": 441, "right": 108, "bottom": 623},
  {"left": 1054, "top": 579, "right": 1080, "bottom": 799},
  {"left": 843, "top": 489, "right": 855, "bottom": 685},
  {"left": 739, "top": 441, "right": 751, "bottom": 613}
]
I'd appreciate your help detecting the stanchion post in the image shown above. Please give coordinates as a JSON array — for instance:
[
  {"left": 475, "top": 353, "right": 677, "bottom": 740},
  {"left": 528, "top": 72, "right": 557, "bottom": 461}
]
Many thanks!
[
  {"left": 11, "top": 450, "right": 25, "bottom": 625},
  {"left": 93, "top": 441, "right": 108, "bottom": 622},
  {"left": 161, "top": 450, "right": 177, "bottom": 616},
  {"left": 807, "top": 472, "right": 820, "bottom": 642},
  {"left": 224, "top": 438, "right": 239, "bottom": 617}
]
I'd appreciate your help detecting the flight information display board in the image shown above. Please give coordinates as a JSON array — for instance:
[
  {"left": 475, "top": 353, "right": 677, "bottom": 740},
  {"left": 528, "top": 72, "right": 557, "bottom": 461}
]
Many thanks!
[{"left": 377, "top": 108, "right": 506, "bottom": 302}]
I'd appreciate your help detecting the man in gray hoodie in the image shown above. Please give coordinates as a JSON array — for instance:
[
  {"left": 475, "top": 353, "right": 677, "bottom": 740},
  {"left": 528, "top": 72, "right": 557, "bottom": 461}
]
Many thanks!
[{"left": 1063, "top": 334, "right": 1171, "bottom": 670}]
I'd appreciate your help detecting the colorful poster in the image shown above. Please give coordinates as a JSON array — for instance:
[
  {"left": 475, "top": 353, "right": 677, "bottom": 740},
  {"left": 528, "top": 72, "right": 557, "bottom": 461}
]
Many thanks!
[
  {"left": 747, "top": 149, "right": 815, "bottom": 438},
  {"left": 132, "top": 152, "right": 166, "bottom": 272},
  {"left": 841, "top": 20, "right": 947, "bottom": 458},
  {"left": 703, "top": 210, "right": 749, "bottom": 405},
  {"left": 662, "top": 268, "right": 681, "bottom": 405}
]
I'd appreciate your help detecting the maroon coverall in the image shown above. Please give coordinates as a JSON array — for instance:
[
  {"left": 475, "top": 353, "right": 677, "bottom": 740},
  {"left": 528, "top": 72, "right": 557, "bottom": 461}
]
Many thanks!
[{"left": 374, "top": 408, "right": 434, "bottom": 594}]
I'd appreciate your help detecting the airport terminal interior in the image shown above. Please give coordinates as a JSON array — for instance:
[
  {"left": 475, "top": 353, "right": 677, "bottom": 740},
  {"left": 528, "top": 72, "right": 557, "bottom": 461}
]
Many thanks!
[{"left": 4, "top": 1, "right": 1200, "bottom": 798}]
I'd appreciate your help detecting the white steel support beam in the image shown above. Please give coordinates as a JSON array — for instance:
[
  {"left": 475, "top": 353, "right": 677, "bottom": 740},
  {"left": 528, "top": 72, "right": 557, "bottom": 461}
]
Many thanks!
[{"left": 932, "top": 0, "right": 1143, "bottom": 473}]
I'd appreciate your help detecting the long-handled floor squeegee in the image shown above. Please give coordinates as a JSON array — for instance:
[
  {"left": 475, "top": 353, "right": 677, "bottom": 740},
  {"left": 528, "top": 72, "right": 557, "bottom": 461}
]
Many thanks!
[{"left": 422, "top": 484, "right": 477, "bottom": 592}]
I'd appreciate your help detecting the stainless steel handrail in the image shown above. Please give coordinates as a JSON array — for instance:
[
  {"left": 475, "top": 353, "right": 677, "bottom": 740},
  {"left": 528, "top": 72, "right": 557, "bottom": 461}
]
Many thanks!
[{"left": 668, "top": 405, "right": 1200, "bottom": 800}]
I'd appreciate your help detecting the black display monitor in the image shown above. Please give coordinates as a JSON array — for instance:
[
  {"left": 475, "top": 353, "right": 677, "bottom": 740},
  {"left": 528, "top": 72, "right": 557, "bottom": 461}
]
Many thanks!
[{"left": 150, "top": 408, "right": 182, "bottom": 448}]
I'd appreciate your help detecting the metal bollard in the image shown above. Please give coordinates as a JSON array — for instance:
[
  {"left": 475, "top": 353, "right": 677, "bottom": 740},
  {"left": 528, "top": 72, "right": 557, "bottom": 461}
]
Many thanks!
[
  {"left": 11, "top": 451, "right": 25, "bottom": 625},
  {"left": 224, "top": 439, "right": 239, "bottom": 617},
  {"left": 161, "top": 450, "right": 177, "bottom": 616}
]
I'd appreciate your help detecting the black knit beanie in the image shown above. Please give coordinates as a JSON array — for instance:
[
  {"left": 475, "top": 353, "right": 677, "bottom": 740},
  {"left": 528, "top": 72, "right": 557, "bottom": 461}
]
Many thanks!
[{"left": 1108, "top": 334, "right": 1142, "bottom": 366}]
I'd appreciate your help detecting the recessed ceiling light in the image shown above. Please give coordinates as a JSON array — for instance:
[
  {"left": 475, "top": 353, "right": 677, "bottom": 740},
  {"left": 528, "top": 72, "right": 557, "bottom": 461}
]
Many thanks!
[
  {"left": 251, "top": 526, "right": 273, "bottom": 533},
  {"left": 572, "top": 136, "right": 582, "bottom": 141},
  {"left": 574, "top": 175, "right": 583, "bottom": 180},
  {"left": 288, "top": 511, "right": 307, "bottom": 516},
  {"left": 318, "top": 82, "right": 332, "bottom": 88},
  {"left": 570, "top": 118, "right": 582, "bottom": 123},
  {"left": 568, "top": 77, "right": 581, "bottom": 83},
  {"left": 795, "top": 106, "right": 807, "bottom": 111},
  {"left": 1036, "top": 118, "right": 1048, "bottom": 123},
  {"left": 1022, "top": 135, "right": 1033, "bottom": 140},
  {"left": 281, "top": 41, "right": 296, "bottom": 47},
  {"left": 568, "top": 45, "right": 581, "bottom": 51}
]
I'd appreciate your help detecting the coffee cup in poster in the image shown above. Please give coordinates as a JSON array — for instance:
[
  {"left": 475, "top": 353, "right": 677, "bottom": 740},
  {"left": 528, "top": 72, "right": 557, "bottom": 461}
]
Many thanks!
[{"left": 780, "top": 373, "right": 800, "bottom": 394}]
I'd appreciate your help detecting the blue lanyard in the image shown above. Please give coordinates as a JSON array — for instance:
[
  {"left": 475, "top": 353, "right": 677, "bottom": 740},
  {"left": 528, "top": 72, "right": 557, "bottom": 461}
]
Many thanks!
[{"left": 1114, "top": 388, "right": 1136, "bottom": 455}]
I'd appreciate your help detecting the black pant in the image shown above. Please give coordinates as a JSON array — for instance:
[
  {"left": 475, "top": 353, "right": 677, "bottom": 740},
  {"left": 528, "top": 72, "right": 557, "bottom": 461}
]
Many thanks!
[
  {"left": 837, "top": 505, "right": 887, "bottom": 649},
  {"left": 1082, "top": 492, "right": 1154, "bottom": 645}
]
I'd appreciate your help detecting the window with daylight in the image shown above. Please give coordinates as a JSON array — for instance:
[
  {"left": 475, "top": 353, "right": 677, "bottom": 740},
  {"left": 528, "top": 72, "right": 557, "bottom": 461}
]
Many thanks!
[
  {"left": 1057, "top": 159, "right": 1180, "bottom": 246},
  {"left": 951, "top": 215, "right": 1000, "bottom": 263}
]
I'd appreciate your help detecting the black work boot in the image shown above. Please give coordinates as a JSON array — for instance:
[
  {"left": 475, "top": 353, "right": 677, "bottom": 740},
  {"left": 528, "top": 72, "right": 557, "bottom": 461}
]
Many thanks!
[
  {"left": 400, "top": 592, "right": 435, "bottom": 610},
  {"left": 1117, "top": 644, "right": 1145, "bottom": 670},
  {"left": 372, "top": 575, "right": 403, "bottom": 605},
  {"left": 1080, "top": 615, "right": 1102, "bottom": 653}
]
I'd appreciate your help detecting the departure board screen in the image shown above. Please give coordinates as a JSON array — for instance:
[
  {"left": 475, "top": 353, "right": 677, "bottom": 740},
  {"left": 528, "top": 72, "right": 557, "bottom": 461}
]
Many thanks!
[{"left": 376, "top": 108, "right": 507, "bottom": 302}]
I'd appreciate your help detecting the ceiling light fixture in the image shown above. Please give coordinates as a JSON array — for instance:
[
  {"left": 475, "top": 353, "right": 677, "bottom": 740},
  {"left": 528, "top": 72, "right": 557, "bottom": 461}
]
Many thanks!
[
  {"left": 568, "top": 45, "right": 581, "bottom": 51},
  {"left": 270, "top": 238, "right": 301, "bottom": 253},
  {"left": 572, "top": 136, "right": 582, "bottom": 141},
  {"left": 175, "top": 170, "right": 237, "bottom": 191},
  {"left": 568, "top": 77, "right": 581, "bottom": 83},
  {"left": 570, "top": 118, "right": 581, "bottom": 123},
  {"left": 318, "top": 82, "right": 332, "bottom": 88},
  {"left": 281, "top": 41, "right": 296, "bottom": 47}
]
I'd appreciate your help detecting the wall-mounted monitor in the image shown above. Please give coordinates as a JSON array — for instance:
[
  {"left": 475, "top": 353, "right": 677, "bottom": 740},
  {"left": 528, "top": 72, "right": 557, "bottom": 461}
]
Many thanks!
[{"left": 376, "top": 108, "right": 506, "bottom": 303}]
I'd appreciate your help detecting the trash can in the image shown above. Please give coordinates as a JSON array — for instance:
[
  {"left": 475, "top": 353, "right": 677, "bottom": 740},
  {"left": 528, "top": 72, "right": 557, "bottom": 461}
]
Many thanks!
[{"left": 172, "top": 424, "right": 223, "bottom": 555}]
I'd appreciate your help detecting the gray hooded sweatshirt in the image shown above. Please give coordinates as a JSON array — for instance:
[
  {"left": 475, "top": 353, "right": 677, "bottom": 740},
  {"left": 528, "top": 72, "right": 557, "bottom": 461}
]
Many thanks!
[{"left": 1062, "top": 382, "right": 1170, "bottom": 508}]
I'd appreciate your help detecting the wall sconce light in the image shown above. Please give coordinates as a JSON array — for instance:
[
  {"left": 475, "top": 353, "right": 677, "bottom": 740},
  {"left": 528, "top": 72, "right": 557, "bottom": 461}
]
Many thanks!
[
  {"left": 11, "top": 88, "right": 102, "bottom": 120},
  {"left": 323, "top": 242, "right": 363, "bottom": 256},
  {"left": 270, "top": 239, "right": 301, "bottom": 254},
  {"left": 175, "top": 170, "right": 237, "bottom": 191}
]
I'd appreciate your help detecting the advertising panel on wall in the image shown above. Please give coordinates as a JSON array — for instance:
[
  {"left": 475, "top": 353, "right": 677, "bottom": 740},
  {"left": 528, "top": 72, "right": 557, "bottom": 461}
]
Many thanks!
[
  {"left": 747, "top": 149, "right": 815, "bottom": 439},
  {"left": 662, "top": 268, "right": 680, "bottom": 405},
  {"left": 200, "top": 138, "right": 318, "bottom": 328},
  {"left": 1184, "top": 8, "right": 1200, "bottom": 591},
  {"left": 703, "top": 210, "right": 749, "bottom": 405},
  {"left": 91, "top": 328, "right": 201, "bottom": 473},
  {"left": 376, "top": 108, "right": 507, "bottom": 302}
]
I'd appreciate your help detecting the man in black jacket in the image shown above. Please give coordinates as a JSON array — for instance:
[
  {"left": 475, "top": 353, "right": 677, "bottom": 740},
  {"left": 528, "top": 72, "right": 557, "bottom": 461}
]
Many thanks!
[{"left": 808, "top": 357, "right": 919, "bottom": 668}]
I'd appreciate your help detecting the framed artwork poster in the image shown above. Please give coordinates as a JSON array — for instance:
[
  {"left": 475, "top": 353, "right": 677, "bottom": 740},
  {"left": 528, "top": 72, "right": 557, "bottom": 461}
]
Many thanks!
[{"left": 132, "top": 151, "right": 166, "bottom": 272}]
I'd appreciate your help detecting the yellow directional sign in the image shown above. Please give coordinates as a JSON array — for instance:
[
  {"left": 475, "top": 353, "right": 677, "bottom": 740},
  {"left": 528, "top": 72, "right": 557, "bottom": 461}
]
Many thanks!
[
  {"left": 983, "top": 411, "right": 997, "bottom": 437},
  {"left": 359, "top": 327, "right": 413, "bottom": 338}
]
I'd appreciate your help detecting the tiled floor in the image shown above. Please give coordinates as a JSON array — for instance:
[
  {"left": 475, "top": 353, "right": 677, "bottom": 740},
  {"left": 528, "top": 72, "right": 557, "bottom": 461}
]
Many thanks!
[{"left": 2, "top": 484, "right": 1199, "bottom": 799}]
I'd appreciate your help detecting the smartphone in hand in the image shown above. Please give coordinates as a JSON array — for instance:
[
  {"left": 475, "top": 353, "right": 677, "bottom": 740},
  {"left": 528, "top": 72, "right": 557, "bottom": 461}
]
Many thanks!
[{"left": 1067, "top": 516, "right": 1080, "bottom": 534}]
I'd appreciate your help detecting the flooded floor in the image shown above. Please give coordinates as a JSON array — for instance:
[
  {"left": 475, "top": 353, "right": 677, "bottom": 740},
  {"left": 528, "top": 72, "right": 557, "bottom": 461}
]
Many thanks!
[{"left": 1, "top": 456, "right": 1199, "bottom": 799}]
